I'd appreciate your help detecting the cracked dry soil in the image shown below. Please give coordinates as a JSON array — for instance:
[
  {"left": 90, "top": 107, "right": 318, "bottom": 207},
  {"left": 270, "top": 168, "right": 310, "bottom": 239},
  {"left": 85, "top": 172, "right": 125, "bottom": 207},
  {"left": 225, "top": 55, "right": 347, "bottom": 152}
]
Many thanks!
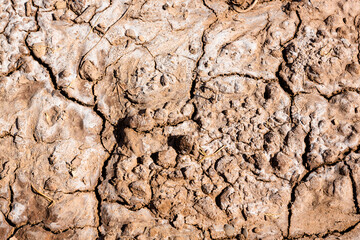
[{"left": 1, "top": 0, "right": 360, "bottom": 239}]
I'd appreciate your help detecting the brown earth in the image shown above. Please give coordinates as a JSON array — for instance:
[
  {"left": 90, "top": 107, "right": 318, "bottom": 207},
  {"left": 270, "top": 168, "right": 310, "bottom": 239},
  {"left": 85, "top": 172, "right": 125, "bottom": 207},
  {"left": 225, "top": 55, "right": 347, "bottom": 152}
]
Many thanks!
[{"left": 1, "top": 0, "right": 360, "bottom": 239}]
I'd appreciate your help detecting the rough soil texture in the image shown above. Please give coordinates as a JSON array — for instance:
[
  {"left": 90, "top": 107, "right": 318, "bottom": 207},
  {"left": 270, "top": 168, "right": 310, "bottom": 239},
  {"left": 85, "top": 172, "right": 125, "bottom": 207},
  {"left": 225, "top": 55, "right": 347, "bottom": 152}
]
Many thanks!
[{"left": 1, "top": 0, "right": 360, "bottom": 239}]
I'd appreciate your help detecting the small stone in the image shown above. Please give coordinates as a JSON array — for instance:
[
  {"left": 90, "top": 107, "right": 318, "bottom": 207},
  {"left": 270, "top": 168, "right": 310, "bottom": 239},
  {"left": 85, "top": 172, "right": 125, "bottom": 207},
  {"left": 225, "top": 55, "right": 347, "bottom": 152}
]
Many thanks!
[
  {"left": 175, "top": 135, "right": 194, "bottom": 154},
  {"left": 55, "top": 1, "right": 67, "bottom": 9},
  {"left": 25, "top": 1, "right": 32, "bottom": 16},
  {"left": 270, "top": 152, "right": 291, "bottom": 174},
  {"left": 270, "top": 49, "right": 282, "bottom": 58},
  {"left": 129, "top": 181, "right": 151, "bottom": 201},
  {"left": 32, "top": 43, "right": 47, "bottom": 58},
  {"left": 224, "top": 224, "right": 236, "bottom": 236},
  {"left": 160, "top": 74, "right": 168, "bottom": 86},
  {"left": 172, "top": 214, "right": 185, "bottom": 229},
  {"left": 217, "top": 186, "right": 235, "bottom": 210},
  {"left": 189, "top": 45, "right": 197, "bottom": 54},
  {"left": 79, "top": 60, "right": 102, "bottom": 81},
  {"left": 153, "top": 198, "right": 171, "bottom": 216},
  {"left": 122, "top": 222, "right": 145, "bottom": 236},
  {"left": 215, "top": 156, "right": 240, "bottom": 184},
  {"left": 194, "top": 197, "right": 218, "bottom": 220},
  {"left": 201, "top": 183, "right": 213, "bottom": 194},
  {"left": 346, "top": 63, "right": 360, "bottom": 75},
  {"left": 241, "top": 227, "right": 248, "bottom": 238},
  {"left": 138, "top": 35, "right": 145, "bottom": 42},
  {"left": 123, "top": 128, "right": 144, "bottom": 157},
  {"left": 155, "top": 147, "right": 177, "bottom": 168},
  {"left": 44, "top": 178, "right": 58, "bottom": 191},
  {"left": 181, "top": 103, "right": 194, "bottom": 117},
  {"left": 58, "top": 69, "right": 71, "bottom": 78},
  {"left": 136, "top": 235, "right": 148, "bottom": 240},
  {"left": 125, "top": 29, "right": 137, "bottom": 39},
  {"left": 162, "top": 3, "right": 169, "bottom": 10},
  {"left": 127, "top": 110, "right": 155, "bottom": 132},
  {"left": 306, "top": 65, "right": 323, "bottom": 84},
  {"left": 181, "top": 166, "right": 196, "bottom": 180}
]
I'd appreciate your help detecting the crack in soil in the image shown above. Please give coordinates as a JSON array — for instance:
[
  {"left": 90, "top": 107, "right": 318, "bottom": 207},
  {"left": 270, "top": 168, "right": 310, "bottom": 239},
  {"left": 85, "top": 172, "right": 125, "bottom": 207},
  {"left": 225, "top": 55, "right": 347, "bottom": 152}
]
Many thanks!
[{"left": 345, "top": 161, "right": 360, "bottom": 214}]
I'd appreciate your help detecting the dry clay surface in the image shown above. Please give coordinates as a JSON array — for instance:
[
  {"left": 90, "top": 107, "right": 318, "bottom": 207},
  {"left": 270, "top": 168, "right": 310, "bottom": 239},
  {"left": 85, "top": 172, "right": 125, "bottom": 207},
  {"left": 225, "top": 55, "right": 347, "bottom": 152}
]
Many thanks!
[{"left": 1, "top": 0, "right": 360, "bottom": 239}]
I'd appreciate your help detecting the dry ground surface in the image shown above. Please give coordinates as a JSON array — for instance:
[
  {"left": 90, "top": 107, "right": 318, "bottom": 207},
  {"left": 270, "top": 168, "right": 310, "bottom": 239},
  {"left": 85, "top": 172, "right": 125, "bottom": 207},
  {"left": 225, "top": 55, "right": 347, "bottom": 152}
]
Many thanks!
[{"left": 1, "top": 0, "right": 360, "bottom": 239}]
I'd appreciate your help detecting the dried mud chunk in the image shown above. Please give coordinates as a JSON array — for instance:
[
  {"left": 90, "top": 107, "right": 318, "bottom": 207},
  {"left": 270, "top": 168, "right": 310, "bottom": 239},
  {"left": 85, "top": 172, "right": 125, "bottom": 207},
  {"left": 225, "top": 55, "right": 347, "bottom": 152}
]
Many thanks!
[
  {"left": 217, "top": 186, "right": 236, "bottom": 210},
  {"left": 151, "top": 180, "right": 189, "bottom": 219},
  {"left": 0, "top": 159, "right": 12, "bottom": 180},
  {"left": 155, "top": 147, "right": 177, "bottom": 168},
  {"left": 44, "top": 192, "right": 98, "bottom": 232},
  {"left": 174, "top": 135, "right": 194, "bottom": 154},
  {"left": 201, "top": 178, "right": 214, "bottom": 195},
  {"left": 324, "top": 15, "right": 343, "bottom": 29},
  {"left": 152, "top": 197, "right": 172, "bottom": 217},
  {"left": 0, "top": 196, "right": 8, "bottom": 214},
  {"left": 324, "top": 220, "right": 360, "bottom": 239},
  {"left": 31, "top": 42, "right": 47, "bottom": 58},
  {"left": 44, "top": 177, "right": 60, "bottom": 191},
  {"left": 279, "top": 11, "right": 359, "bottom": 96},
  {"left": 289, "top": 163, "right": 360, "bottom": 237},
  {"left": 33, "top": 94, "right": 103, "bottom": 143},
  {"left": 181, "top": 165, "right": 199, "bottom": 180},
  {"left": 0, "top": 212, "right": 12, "bottom": 239},
  {"left": 217, "top": 186, "right": 244, "bottom": 221},
  {"left": 224, "top": 223, "right": 236, "bottom": 237},
  {"left": 271, "top": 152, "right": 292, "bottom": 174},
  {"left": 125, "top": 29, "right": 137, "bottom": 39},
  {"left": 92, "top": 0, "right": 213, "bottom": 123},
  {"left": 55, "top": 1, "right": 67, "bottom": 10},
  {"left": 128, "top": 180, "right": 152, "bottom": 209},
  {"left": 7, "top": 176, "right": 48, "bottom": 227},
  {"left": 345, "top": 153, "right": 360, "bottom": 206},
  {"left": 197, "top": 2, "right": 298, "bottom": 80},
  {"left": 346, "top": 62, "right": 360, "bottom": 75},
  {"left": 209, "top": 225, "right": 227, "bottom": 239},
  {"left": 123, "top": 128, "right": 144, "bottom": 156},
  {"left": 215, "top": 156, "right": 240, "bottom": 184},
  {"left": 292, "top": 92, "right": 360, "bottom": 169},
  {"left": 133, "top": 164, "right": 150, "bottom": 180},
  {"left": 194, "top": 196, "right": 224, "bottom": 221},
  {"left": 115, "top": 181, "right": 132, "bottom": 203},
  {"left": 79, "top": 60, "right": 102, "bottom": 82},
  {"left": 172, "top": 214, "right": 185, "bottom": 229},
  {"left": 12, "top": 225, "right": 97, "bottom": 240},
  {"left": 252, "top": 152, "right": 269, "bottom": 170},
  {"left": 26, "top": 17, "right": 102, "bottom": 104},
  {"left": 101, "top": 120, "right": 116, "bottom": 152},
  {"left": 69, "top": 0, "right": 86, "bottom": 14},
  {"left": 100, "top": 203, "right": 154, "bottom": 236},
  {"left": 127, "top": 109, "right": 156, "bottom": 132},
  {"left": 122, "top": 222, "right": 146, "bottom": 236},
  {"left": 11, "top": 225, "right": 53, "bottom": 240},
  {"left": 305, "top": 65, "right": 324, "bottom": 84},
  {"left": 116, "top": 156, "right": 137, "bottom": 175}
]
